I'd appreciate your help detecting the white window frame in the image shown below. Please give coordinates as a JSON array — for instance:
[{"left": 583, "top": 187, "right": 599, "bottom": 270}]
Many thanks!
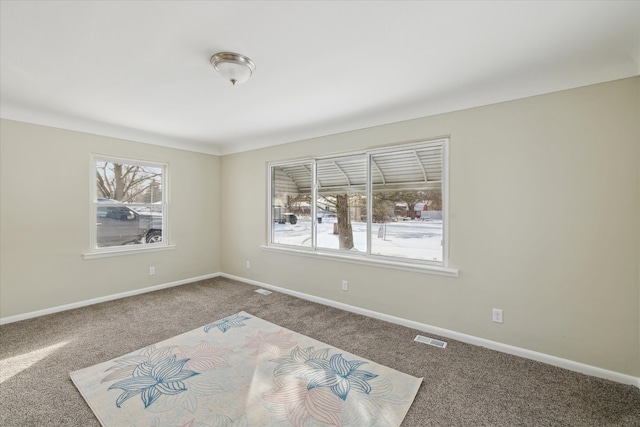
[
  {"left": 264, "top": 138, "right": 457, "bottom": 277},
  {"left": 84, "top": 154, "right": 174, "bottom": 259}
]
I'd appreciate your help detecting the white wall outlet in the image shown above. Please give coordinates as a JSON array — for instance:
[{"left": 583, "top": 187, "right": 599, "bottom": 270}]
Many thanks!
[
  {"left": 342, "top": 280, "right": 348, "bottom": 291},
  {"left": 246, "top": 261, "right": 251, "bottom": 269},
  {"left": 492, "top": 308, "right": 503, "bottom": 323},
  {"left": 149, "top": 266, "right": 156, "bottom": 275}
]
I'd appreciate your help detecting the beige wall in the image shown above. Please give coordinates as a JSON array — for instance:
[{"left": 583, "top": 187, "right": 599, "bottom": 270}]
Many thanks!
[
  {"left": 0, "top": 120, "right": 221, "bottom": 317},
  {"left": 220, "top": 77, "right": 640, "bottom": 377}
]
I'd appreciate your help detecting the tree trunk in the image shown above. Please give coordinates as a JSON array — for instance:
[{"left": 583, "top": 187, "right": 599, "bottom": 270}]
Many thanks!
[
  {"left": 113, "top": 163, "right": 125, "bottom": 201},
  {"left": 407, "top": 202, "right": 416, "bottom": 219},
  {"left": 336, "top": 194, "right": 354, "bottom": 249}
]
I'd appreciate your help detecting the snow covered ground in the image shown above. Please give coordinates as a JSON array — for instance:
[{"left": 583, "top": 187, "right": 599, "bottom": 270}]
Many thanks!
[{"left": 272, "top": 218, "right": 443, "bottom": 262}]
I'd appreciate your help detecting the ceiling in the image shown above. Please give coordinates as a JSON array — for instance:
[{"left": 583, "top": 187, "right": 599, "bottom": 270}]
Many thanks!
[{"left": 1, "top": 1, "right": 638, "bottom": 156}]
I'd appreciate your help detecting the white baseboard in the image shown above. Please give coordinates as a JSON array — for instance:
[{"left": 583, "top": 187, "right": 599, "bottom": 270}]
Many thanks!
[
  {"left": 0, "top": 273, "right": 220, "bottom": 325},
  {"left": 220, "top": 273, "right": 640, "bottom": 389}
]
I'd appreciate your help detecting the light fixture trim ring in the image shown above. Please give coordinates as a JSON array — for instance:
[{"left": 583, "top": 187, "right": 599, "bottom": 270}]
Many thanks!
[{"left": 210, "top": 52, "right": 256, "bottom": 74}]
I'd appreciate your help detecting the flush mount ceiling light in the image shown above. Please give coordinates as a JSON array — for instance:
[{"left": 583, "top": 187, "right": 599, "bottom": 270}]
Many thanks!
[{"left": 210, "top": 52, "right": 256, "bottom": 86}]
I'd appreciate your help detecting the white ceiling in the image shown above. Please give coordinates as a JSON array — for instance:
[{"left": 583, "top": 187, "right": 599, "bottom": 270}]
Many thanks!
[{"left": 1, "top": 1, "right": 638, "bottom": 156}]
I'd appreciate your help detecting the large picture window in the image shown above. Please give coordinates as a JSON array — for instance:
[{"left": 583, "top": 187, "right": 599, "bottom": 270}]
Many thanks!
[
  {"left": 90, "top": 156, "right": 168, "bottom": 254},
  {"left": 268, "top": 138, "right": 450, "bottom": 269}
]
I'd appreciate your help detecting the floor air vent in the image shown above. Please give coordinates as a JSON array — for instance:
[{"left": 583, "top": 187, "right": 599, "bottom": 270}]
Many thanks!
[{"left": 414, "top": 335, "right": 447, "bottom": 348}]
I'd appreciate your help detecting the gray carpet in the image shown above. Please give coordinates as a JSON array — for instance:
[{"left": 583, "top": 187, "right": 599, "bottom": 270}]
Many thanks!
[{"left": 1, "top": 277, "right": 638, "bottom": 426}]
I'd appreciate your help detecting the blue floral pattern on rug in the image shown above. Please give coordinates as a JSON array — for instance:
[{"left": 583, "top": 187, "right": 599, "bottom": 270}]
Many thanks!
[
  {"left": 301, "top": 353, "right": 378, "bottom": 400},
  {"left": 204, "top": 313, "right": 251, "bottom": 333},
  {"left": 71, "top": 311, "right": 422, "bottom": 427},
  {"left": 108, "top": 355, "right": 199, "bottom": 408}
]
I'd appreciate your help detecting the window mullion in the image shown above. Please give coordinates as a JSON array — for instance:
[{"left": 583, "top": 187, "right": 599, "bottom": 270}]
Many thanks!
[
  {"left": 312, "top": 161, "right": 318, "bottom": 249},
  {"left": 442, "top": 141, "right": 449, "bottom": 267},
  {"left": 268, "top": 166, "right": 274, "bottom": 244},
  {"left": 366, "top": 154, "right": 372, "bottom": 256}
]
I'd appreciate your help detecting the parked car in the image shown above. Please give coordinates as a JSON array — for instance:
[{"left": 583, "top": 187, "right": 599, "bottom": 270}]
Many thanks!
[
  {"left": 96, "top": 198, "right": 162, "bottom": 247},
  {"left": 273, "top": 208, "right": 298, "bottom": 225}
]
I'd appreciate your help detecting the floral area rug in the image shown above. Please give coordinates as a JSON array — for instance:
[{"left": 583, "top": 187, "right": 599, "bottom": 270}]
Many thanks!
[{"left": 70, "top": 311, "right": 422, "bottom": 427}]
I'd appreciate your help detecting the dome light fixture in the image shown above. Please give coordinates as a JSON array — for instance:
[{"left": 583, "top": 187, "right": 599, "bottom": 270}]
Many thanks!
[{"left": 210, "top": 52, "right": 256, "bottom": 86}]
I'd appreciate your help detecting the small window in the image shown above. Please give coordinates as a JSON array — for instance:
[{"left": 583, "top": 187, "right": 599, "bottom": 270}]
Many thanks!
[
  {"left": 268, "top": 138, "right": 449, "bottom": 268},
  {"left": 91, "top": 156, "right": 167, "bottom": 252}
]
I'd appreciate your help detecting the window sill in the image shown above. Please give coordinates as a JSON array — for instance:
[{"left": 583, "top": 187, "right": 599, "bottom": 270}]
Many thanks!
[
  {"left": 259, "top": 245, "right": 459, "bottom": 277},
  {"left": 84, "top": 244, "right": 176, "bottom": 260}
]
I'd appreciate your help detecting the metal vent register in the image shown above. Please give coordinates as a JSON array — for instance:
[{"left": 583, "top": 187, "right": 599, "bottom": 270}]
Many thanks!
[{"left": 414, "top": 335, "right": 447, "bottom": 348}]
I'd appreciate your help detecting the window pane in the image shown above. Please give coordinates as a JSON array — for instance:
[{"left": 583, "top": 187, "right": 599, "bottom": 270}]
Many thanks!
[
  {"left": 95, "top": 160, "right": 164, "bottom": 248},
  {"left": 370, "top": 146, "right": 443, "bottom": 262},
  {"left": 271, "top": 163, "right": 312, "bottom": 247},
  {"left": 316, "top": 156, "right": 367, "bottom": 252},
  {"left": 96, "top": 161, "right": 163, "bottom": 203}
]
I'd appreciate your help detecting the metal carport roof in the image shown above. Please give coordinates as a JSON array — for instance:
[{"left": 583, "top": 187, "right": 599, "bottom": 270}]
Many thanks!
[{"left": 274, "top": 143, "right": 443, "bottom": 195}]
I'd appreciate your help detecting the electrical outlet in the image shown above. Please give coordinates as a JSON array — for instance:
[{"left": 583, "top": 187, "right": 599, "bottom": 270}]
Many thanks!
[
  {"left": 246, "top": 261, "right": 251, "bottom": 269},
  {"left": 342, "top": 280, "right": 348, "bottom": 291},
  {"left": 492, "top": 308, "right": 503, "bottom": 323},
  {"left": 149, "top": 266, "right": 156, "bottom": 276}
]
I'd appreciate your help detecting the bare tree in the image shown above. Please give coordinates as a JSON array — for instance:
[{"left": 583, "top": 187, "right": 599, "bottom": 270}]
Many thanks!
[
  {"left": 286, "top": 193, "right": 311, "bottom": 216},
  {"left": 376, "top": 190, "right": 442, "bottom": 218},
  {"left": 423, "top": 190, "right": 442, "bottom": 211},
  {"left": 96, "top": 162, "right": 161, "bottom": 202}
]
